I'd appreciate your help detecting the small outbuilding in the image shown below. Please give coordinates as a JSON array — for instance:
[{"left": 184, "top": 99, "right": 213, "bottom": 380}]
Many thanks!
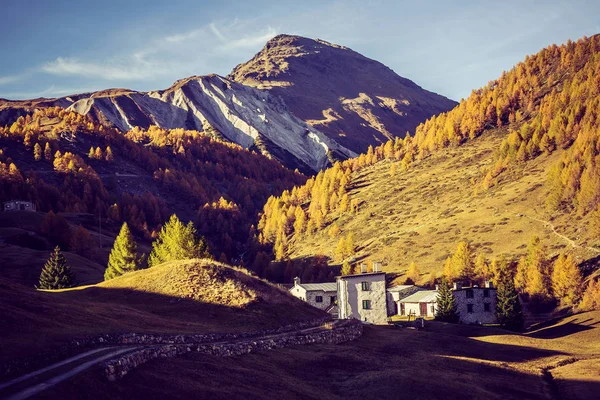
[
  {"left": 2, "top": 200, "right": 36, "bottom": 212},
  {"left": 398, "top": 290, "right": 438, "bottom": 318},
  {"left": 289, "top": 277, "right": 337, "bottom": 311},
  {"left": 386, "top": 285, "right": 420, "bottom": 315}
]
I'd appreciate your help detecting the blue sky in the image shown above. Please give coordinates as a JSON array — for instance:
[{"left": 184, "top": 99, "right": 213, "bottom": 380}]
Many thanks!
[{"left": 1, "top": 0, "right": 598, "bottom": 101}]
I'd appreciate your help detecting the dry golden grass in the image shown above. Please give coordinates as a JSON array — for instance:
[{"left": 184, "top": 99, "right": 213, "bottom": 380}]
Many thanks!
[
  {"left": 99, "top": 259, "right": 301, "bottom": 308},
  {"left": 0, "top": 259, "right": 324, "bottom": 363},
  {"left": 289, "top": 129, "right": 600, "bottom": 283}
]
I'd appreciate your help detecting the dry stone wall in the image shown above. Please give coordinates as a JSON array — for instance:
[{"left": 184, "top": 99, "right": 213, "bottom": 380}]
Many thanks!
[
  {"left": 1, "top": 317, "right": 331, "bottom": 381},
  {"left": 104, "top": 320, "right": 363, "bottom": 382}
]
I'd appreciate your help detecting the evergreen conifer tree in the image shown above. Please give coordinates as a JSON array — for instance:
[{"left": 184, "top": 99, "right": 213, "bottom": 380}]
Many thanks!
[
  {"left": 105, "top": 222, "right": 140, "bottom": 280},
  {"left": 148, "top": 214, "right": 210, "bottom": 267},
  {"left": 495, "top": 275, "right": 524, "bottom": 331},
  {"left": 38, "top": 246, "right": 76, "bottom": 289},
  {"left": 435, "top": 278, "right": 459, "bottom": 323}
]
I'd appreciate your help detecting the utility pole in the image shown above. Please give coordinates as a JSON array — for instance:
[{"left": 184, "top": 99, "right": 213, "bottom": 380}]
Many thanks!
[{"left": 98, "top": 209, "right": 102, "bottom": 248}]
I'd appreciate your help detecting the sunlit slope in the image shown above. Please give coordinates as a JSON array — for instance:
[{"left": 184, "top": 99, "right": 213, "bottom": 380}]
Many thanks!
[{"left": 286, "top": 128, "right": 599, "bottom": 276}]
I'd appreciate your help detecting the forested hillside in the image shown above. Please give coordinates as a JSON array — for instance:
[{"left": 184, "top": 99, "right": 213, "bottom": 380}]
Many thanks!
[
  {"left": 257, "top": 35, "right": 600, "bottom": 306},
  {"left": 0, "top": 107, "right": 305, "bottom": 269}
]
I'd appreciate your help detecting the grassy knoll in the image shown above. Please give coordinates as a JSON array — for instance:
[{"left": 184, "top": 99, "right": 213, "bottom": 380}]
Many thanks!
[{"left": 0, "top": 259, "right": 324, "bottom": 364}]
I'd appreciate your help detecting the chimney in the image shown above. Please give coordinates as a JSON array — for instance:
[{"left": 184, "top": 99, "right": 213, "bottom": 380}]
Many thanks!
[
  {"left": 485, "top": 280, "right": 494, "bottom": 289},
  {"left": 453, "top": 282, "right": 462, "bottom": 290},
  {"left": 360, "top": 263, "right": 367, "bottom": 273},
  {"left": 373, "top": 262, "right": 381, "bottom": 273},
  {"left": 293, "top": 277, "right": 301, "bottom": 286}
]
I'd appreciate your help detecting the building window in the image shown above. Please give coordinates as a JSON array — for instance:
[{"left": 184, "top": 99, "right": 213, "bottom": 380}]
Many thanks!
[
  {"left": 431, "top": 305, "right": 435, "bottom": 314},
  {"left": 361, "top": 282, "right": 370, "bottom": 291},
  {"left": 467, "top": 304, "right": 474, "bottom": 313},
  {"left": 315, "top": 296, "right": 323, "bottom": 303},
  {"left": 362, "top": 300, "right": 371, "bottom": 309},
  {"left": 484, "top": 303, "right": 491, "bottom": 312},
  {"left": 483, "top": 289, "right": 489, "bottom": 298},
  {"left": 330, "top": 296, "right": 336, "bottom": 304},
  {"left": 466, "top": 289, "right": 474, "bottom": 299}
]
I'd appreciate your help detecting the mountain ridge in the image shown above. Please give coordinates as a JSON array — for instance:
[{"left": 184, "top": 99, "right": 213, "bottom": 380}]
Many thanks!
[
  {"left": 228, "top": 34, "right": 457, "bottom": 153},
  {"left": 0, "top": 34, "right": 455, "bottom": 172}
]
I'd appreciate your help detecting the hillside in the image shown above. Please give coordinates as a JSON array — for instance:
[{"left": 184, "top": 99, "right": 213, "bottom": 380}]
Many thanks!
[
  {"left": 229, "top": 34, "right": 457, "bottom": 153},
  {"left": 34, "top": 312, "right": 600, "bottom": 400},
  {"left": 257, "top": 34, "right": 600, "bottom": 288},
  {"left": 0, "top": 259, "right": 324, "bottom": 364},
  {"left": 0, "top": 108, "right": 306, "bottom": 274}
]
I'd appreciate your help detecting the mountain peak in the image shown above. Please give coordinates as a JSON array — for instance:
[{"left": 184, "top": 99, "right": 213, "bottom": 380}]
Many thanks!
[{"left": 229, "top": 35, "right": 456, "bottom": 153}]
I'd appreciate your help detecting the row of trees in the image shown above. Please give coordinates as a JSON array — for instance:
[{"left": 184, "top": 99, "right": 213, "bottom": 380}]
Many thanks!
[
  {"left": 104, "top": 215, "right": 211, "bottom": 280},
  {"left": 38, "top": 214, "right": 212, "bottom": 289}
]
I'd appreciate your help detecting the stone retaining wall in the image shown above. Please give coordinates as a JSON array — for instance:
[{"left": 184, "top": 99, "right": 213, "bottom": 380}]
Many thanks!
[
  {"left": 104, "top": 320, "right": 363, "bottom": 381},
  {"left": 1, "top": 317, "right": 331, "bottom": 381}
]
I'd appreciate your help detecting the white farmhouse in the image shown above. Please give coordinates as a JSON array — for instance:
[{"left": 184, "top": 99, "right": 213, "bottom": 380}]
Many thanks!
[
  {"left": 398, "top": 290, "right": 438, "bottom": 318},
  {"left": 337, "top": 268, "right": 387, "bottom": 325},
  {"left": 386, "top": 285, "right": 419, "bottom": 315},
  {"left": 289, "top": 277, "right": 337, "bottom": 313}
]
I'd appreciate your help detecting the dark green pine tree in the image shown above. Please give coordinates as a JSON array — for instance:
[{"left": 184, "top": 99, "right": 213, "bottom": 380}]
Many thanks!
[
  {"left": 496, "top": 276, "right": 524, "bottom": 331},
  {"left": 38, "top": 246, "right": 76, "bottom": 289},
  {"left": 435, "top": 278, "right": 459, "bottom": 323},
  {"left": 105, "top": 222, "right": 140, "bottom": 280}
]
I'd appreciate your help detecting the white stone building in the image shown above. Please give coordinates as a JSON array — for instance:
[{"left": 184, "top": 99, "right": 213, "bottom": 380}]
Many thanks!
[
  {"left": 453, "top": 282, "right": 497, "bottom": 324},
  {"left": 398, "top": 290, "right": 438, "bottom": 318},
  {"left": 2, "top": 200, "right": 36, "bottom": 212},
  {"left": 289, "top": 277, "right": 337, "bottom": 312},
  {"left": 337, "top": 271, "right": 387, "bottom": 325},
  {"left": 396, "top": 282, "right": 498, "bottom": 324}
]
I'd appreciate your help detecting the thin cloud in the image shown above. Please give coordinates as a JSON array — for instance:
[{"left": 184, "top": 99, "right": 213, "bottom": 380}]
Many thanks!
[
  {"left": 209, "top": 23, "right": 227, "bottom": 42},
  {"left": 222, "top": 27, "right": 278, "bottom": 50},
  {"left": 0, "top": 73, "right": 24, "bottom": 85},
  {"left": 164, "top": 29, "right": 203, "bottom": 43},
  {"left": 0, "top": 85, "right": 97, "bottom": 100},
  {"left": 42, "top": 56, "right": 169, "bottom": 81}
]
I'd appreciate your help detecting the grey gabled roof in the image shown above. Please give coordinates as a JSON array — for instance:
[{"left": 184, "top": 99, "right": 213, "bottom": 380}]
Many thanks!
[
  {"left": 296, "top": 282, "right": 337, "bottom": 292},
  {"left": 399, "top": 290, "right": 438, "bottom": 303},
  {"left": 387, "top": 285, "right": 415, "bottom": 292}
]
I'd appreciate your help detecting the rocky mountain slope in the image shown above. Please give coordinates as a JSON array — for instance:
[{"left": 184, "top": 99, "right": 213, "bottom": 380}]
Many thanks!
[
  {"left": 229, "top": 34, "right": 457, "bottom": 153},
  {"left": 1, "top": 75, "right": 355, "bottom": 173}
]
